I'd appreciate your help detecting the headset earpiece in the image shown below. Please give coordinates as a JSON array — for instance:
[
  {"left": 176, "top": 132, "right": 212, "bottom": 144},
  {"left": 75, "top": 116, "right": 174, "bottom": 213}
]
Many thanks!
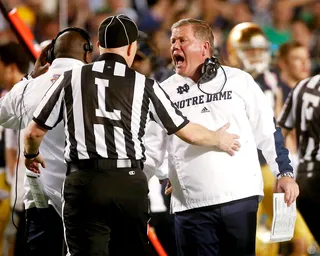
[
  {"left": 46, "top": 39, "right": 55, "bottom": 64},
  {"left": 84, "top": 41, "right": 93, "bottom": 52},
  {"left": 197, "top": 56, "right": 227, "bottom": 95},
  {"left": 46, "top": 27, "right": 93, "bottom": 64}
]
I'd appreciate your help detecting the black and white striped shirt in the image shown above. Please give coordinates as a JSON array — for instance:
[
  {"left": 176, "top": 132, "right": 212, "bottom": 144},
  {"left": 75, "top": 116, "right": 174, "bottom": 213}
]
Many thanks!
[
  {"left": 33, "top": 53, "right": 189, "bottom": 162},
  {"left": 278, "top": 74, "right": 320, "bottom": 163}
]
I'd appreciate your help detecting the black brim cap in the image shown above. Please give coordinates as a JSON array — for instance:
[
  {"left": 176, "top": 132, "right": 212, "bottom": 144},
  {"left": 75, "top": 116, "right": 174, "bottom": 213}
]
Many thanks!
[
  {"left": 138, "top": 31, "right": 148, "bottom": 41},
  {"left": 99, "top": 14, "right": 148, "bottom": 48}
]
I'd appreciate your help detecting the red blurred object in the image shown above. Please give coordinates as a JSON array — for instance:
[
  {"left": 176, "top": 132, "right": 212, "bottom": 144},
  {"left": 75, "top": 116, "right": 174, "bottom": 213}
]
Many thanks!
[
  {"left": 7, "top": 8, "right": 40, "bottom": 59},
  {"left": 148, "top": 224, "right": 168, "bottom": 256},
  {"left": 0, "top": 1, "right": 40, "bottom": 61}
]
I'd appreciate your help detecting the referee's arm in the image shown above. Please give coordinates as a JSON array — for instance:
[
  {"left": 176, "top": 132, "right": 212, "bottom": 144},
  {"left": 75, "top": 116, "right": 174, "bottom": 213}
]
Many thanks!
[{"left": 23, "top": 73, "right": 67, "bottom": 173}]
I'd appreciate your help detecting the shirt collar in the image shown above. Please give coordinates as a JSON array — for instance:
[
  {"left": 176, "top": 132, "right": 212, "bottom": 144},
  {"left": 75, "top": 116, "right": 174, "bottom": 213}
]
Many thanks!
[
  {"left": 50, "top": 58, "right": 84, "bottom": 69},
  {"left": 174, "top": 73, "right": 196, "bottom": 85},
  {"left": 97, "top": 53, "right": 128, "bottom": 65}
]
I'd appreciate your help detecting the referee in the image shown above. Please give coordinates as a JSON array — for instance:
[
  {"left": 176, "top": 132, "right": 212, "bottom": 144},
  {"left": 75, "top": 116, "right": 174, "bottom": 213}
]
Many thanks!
[
  {"left": 23, "top": 14, "right": 240, "bottom": 256},
  {"left": 278, "top": 73, "right": 320, "bottom": 244}
]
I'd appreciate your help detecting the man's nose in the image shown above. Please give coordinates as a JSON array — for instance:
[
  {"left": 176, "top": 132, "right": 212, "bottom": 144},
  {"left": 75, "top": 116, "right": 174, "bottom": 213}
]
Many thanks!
[{"left": 171, "top": 42, "right": 180, "bottom": 51}]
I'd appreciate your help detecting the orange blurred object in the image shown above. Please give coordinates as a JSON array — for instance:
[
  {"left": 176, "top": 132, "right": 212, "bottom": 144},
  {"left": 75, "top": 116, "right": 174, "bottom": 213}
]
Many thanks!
[
  {"left": 148, "top": 224, "right": 168, "bottom": 256},
  {"left": 7, "top": 8, "right": 40, "bottom": 60}
]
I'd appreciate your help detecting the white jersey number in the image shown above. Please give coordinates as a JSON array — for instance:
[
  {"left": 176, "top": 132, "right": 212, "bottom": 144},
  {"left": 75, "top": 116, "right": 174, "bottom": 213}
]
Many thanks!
[
  {"left": 94, "top": 78, "right": 127, "bottom": 158},
  {"left": 301, "top": 92, "right": 320, "bottom": 131}
]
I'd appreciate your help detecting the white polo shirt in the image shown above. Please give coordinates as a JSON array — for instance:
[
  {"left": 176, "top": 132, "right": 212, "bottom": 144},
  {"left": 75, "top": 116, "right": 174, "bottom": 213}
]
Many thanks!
[
  {"left": 144, "top": 66, "right": 293, "bottom": 213},
  {"left": 0, "top": 58, "right": 84, "bottom": 216}
]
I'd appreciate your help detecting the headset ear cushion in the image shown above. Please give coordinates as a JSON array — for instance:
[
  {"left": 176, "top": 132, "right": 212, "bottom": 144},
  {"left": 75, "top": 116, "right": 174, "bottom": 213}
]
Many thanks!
[
  {"left": 85, "top": 41, "right": 93, "bottom": 52},
  {"left": 46, "top": 40, "right": 55, "bottom": 64},
  {"left": 201, "top": 58, "right": 209, "bottom": 75},
  {"left": 199, "top": 57, "right": 220, "bottom": 84},
  {"left": 84, "top": 42, "right": 93, "bottom": 52},
  {"left": 47, "top": 48, "right": 52, "bottom": 63}
]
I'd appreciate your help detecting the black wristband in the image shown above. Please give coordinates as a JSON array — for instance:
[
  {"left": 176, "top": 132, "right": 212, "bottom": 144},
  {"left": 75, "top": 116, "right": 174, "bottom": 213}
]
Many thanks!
[{"left": 24, "top": 150, "right": 39, "bottom": 159}]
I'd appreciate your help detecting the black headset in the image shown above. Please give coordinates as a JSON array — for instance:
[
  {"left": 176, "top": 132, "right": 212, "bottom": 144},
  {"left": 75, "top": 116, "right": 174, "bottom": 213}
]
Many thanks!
[
  {"left": 197, "top": 56, "right": 227, "bottom": 95},
  {"left": 47, "top": 27, "right": 93, "bottom": 64},
  {"left": 199, "top": 57, "right": 220, "bottom": 84}
]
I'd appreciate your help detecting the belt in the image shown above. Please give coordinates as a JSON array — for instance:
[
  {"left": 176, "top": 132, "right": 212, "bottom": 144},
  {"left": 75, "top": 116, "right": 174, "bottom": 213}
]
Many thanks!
[{"left": 67, "top": 158, "right": 143, "bottom": 175}]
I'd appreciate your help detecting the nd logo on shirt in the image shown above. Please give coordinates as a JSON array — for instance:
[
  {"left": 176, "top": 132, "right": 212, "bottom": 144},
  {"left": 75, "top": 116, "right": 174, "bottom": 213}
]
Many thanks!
[
  {"left": 51, "top": 74, "right": 61, "bottom": 83},
  {"left": 177, "top": 84, "right": 190, "bottom": 94}
]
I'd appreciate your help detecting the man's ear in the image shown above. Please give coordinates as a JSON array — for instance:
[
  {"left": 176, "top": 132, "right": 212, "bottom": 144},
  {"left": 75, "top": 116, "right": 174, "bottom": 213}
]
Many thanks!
[
  {"left": 203, "top": 41, "right": 210, "bottom": 57},
  {"left": 127, "top": 41, "right": 138, "bottom": 57},
  {"left": 84, "top": 51, "right": 92, "bottom": 64},
  {"left": 96, "top": 41, "right": 100, "bottom": 48},
  {"left": 127, "top": 43, "right": 132, "bottom": 56}
]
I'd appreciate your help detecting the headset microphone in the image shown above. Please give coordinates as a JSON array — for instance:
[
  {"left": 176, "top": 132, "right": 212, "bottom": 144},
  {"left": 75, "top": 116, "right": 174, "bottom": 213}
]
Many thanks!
[{"left": 197, "top": 57, "right": 227, "bottom": 95}]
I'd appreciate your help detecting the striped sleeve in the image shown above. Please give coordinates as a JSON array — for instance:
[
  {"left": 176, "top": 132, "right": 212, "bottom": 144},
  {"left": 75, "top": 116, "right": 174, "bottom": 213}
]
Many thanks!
[
  {"left": 277, "top": 90, "right": 294, "bottom": 130},
  {"left": 33, "top": 72, "right": 68, "bottom": 130},
  {"left": 146, "top": 79, "right": 189, "bottom": 135},
  {"left": 278, "top": 78, "right": 310, "bottom": 130}
]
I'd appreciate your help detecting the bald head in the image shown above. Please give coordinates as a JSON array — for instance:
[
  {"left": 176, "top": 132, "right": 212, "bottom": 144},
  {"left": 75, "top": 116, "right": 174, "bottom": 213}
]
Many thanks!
[{"left": 53, "top": 30, "right": 92, "bottom": 63}]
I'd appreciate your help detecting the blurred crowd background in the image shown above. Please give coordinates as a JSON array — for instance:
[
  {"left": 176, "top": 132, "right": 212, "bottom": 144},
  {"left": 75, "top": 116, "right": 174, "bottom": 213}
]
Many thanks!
[
  {"left": 0, "top": 0, "right": 319, "bottom": 256},
  {"left": 0, "top": 0, "right": 319, "bottom": 79}
]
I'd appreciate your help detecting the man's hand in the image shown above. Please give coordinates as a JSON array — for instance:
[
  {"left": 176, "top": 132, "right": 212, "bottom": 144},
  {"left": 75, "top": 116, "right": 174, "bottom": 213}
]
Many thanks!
[
  {"left": 164, "top": 179, "right": 172, "bottom": 195},
  {"left": 159, "top": 179, "right": 172, "bottom": 195},
  {"left": 275, "top": 177, "right": 299, "bottom": 206},
  {"left": 175, "top": 122, "right": 240, "bottom": 155},
  {"left": 32, "top": 43, "right": 52, "bottom": 78},
  {"left": 25, "top": 154, "right": 46, "bottom": 174},
  {"left": 215, "top": 123, "right": 241, "bottom": 156}
]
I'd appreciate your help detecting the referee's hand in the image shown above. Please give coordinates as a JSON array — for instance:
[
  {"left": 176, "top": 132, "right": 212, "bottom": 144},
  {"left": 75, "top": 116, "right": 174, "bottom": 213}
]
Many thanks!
[
  {"left": 25, "top": 154, "right": 46, "bottom": 174},
  {"left": 215, "top": 123, "right": 241, "bottom": 156}
]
